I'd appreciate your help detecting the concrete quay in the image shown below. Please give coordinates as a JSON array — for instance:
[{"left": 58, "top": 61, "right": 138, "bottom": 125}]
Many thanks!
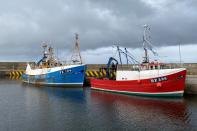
[{"left": 185, "top": 75, "right": 197, "bottom": 94}]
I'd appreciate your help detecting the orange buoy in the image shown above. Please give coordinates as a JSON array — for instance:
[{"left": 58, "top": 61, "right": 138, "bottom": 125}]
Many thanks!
[{"left": 156, "top": 82, "right": 162, "bottom": 87}]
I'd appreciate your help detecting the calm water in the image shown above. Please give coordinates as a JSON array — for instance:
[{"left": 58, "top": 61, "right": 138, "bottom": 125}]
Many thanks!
[{"left": 0, "top": 79, "right": 197, "bottom": 131}]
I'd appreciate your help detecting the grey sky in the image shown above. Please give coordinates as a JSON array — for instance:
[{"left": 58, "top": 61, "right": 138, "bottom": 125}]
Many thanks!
[{"left": 0, "top": 0, "right": 196, "bottom": 62}]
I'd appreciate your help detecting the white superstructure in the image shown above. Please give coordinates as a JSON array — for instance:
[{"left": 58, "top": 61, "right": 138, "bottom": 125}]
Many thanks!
[
  {"left": 116, "top": 68, "right": 186, "bottom": 81},
  {"left": 26, "top": 64, "right": 84, "bottom": 75}
]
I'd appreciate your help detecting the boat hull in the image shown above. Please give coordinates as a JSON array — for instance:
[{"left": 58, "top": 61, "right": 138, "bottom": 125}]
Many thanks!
[
  {"left": 90, "top": 69, "right": 186, "bottom": 97},
  {"left": 22, "top": 65, "right": 86, "bottom": 87}
]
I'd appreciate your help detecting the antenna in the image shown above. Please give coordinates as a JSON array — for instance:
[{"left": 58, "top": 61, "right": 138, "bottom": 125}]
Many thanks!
[
  {"left": 179, "top": 42, "right": 182, "bottom": 65},
  {"left": 70, "top": 33, "right": 83, "bottom": 64}
]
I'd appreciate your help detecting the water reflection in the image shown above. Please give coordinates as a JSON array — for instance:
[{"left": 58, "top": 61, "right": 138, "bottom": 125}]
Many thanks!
[
  {"left": 0, "top": 78, "right": 196, "bottom": 131},
  {"left": 22, "top": 83, "right": 86, "bottom": 103},
  {"left": 20, "top": 83, "right": 89, "bottom": 131},
  {"left": 90, "top": 90, "right": 191, "bottom": 130}
]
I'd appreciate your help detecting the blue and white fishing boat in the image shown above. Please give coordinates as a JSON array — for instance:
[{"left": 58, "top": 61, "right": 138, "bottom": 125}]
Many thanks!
[{"left": 22, "top": 34, "right": 86, "bottom": 87}]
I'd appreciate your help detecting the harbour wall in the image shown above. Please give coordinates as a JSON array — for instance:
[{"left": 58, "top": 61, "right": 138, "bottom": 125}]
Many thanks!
[
  {"left": 0, "top": 62, "right": 196, "bottom": 74},
  {"left": 0, "top": 62, "right": 26, "bottom": 76},
  {"left": 0, "top": 62, "right": 197, "bottom": 94}
]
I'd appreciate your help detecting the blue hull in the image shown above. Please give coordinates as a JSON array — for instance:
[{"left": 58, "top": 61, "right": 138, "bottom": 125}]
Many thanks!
[{"left": 22, "top": 65, "right": 86, "bottom": 87}]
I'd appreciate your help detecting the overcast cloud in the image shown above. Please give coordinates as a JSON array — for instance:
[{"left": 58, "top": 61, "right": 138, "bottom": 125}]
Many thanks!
[{"left": 0, "top": 0, "right": 196, "bottom": 62}]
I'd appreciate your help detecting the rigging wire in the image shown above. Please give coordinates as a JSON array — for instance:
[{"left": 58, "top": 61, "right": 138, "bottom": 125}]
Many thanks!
[{"left": 115, "top": 46, "right": 140, "bottom": 64}]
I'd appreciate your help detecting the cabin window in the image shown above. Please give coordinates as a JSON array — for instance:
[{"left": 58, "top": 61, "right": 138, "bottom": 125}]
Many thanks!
[{"left": 155, "top": 66, "right": 158, "bottom": 69}]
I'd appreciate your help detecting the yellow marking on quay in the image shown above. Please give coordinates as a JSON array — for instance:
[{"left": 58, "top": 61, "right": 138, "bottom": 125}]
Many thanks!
[
  {"left": 99, "top": 72, "right": 103, "bottom": 77},
  {"left": 11, "top": 71, "right": 15, "bottom": 76},
  {"left": 85, "top": 71, "right": 90, "bottom": 77},
  {"left": 93, "top": 71, "right": 99, "bottom": 77},
  {"left": 19, "top": 71, "right": 22, "bottom": 75},
  {"left": 89, "top": 71, "right": 94, "bottom": 77},
  {"left": 103, "top": 70, "right": 106, "bottom": 75},
  {"left": 16, "top": 71, "right": 20, "bottom": 77}
]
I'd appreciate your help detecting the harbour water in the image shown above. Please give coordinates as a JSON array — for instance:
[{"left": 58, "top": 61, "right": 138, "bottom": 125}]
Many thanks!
[{"left": 0, "top": 79, "right": 197, "bottom": 131}]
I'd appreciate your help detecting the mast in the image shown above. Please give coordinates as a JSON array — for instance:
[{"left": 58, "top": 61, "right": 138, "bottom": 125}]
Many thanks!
[
  {"left": 142, "top": 24, "right": 158, "bottom": 64},
  {"left": 142, "top": 24, "right": 149, "bottom": 63},
  {"left": 71, "top": 33, "right": 83, "bottom": 64},
  {"left": 47, "top": 46, "right": 56, "bottom": 64},
  {"left": 42, "top": 44, "right": 48, "bottom": 58},
  {"left": 125, "top": 48, "right": 129, "bottom": 65},
  {"left": 42, "top": 43, "right": 48, "bottom": 65},
  {"left": 117, "top": 46, "right": 122, "bottom": 69}
]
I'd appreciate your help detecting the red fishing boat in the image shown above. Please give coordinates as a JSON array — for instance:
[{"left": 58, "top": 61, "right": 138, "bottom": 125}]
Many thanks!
[{"left": 90, "top": 25, "right": 186, "bottom": 97}]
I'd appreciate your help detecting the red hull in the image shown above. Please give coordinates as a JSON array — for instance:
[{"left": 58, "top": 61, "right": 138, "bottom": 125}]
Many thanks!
[{"left": 90, "top": 70, "right": 186, "bottom": 97}]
